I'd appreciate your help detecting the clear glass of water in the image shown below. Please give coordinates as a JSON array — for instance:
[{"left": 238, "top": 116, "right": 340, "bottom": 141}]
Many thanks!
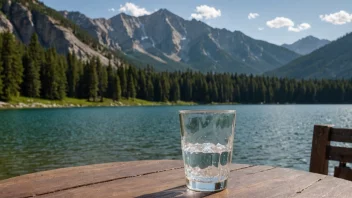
[{"left": 179, "top": 110, "right": 236, "bottom": 192}]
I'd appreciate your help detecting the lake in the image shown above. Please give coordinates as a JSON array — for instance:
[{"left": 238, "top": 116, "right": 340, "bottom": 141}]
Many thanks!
[{"left": 1, "top": 105, "right": 352, "bottom": 180}]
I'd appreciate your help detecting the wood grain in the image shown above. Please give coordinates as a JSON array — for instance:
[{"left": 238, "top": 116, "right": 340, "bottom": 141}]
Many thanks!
[
  {"left": 330, "top": 128, "right": 352, "bottom": 143},
  {"left": 41, "top": 164, "right": 254, "bottom": 198},
  {"left": 207, "top": 167, "right": 322, "bottom": 198},
  {"left": 0, "top": 160, "right": 183, "bottom": 198},
  {"left": 327, "top": 146, "right": 352, "bottom": 163},
  {"left": 2, "top": 160, "right": 352, "bottom": 198},
  {"left": 293, "top": 176, "right": 352, "bottom": 198},
  {"left": 334, "top": 166, "right": 352, "bottom": 181},
  {"left": 309, "top": 125, "right": 332, "bottom": 175}
]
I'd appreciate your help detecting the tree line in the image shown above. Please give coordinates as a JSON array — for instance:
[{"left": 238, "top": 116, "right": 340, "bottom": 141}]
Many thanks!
[{"left": 0, "top": 32, "right": 352, "bottom": 104}]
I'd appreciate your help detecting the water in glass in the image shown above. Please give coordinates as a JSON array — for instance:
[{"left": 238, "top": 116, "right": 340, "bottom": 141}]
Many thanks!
[{"left": 179, "top": 110, "right": 236, "bottom": 192}]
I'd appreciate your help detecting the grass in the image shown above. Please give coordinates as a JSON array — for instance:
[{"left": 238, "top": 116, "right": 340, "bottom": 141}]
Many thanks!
[{"left": 5, "top": 96, "right": 196, "bottom": 108}]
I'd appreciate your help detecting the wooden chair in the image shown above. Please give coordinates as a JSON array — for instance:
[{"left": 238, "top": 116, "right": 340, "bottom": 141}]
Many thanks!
[{"left": 310, "top": 125, "right": 352, "bottom": 181}]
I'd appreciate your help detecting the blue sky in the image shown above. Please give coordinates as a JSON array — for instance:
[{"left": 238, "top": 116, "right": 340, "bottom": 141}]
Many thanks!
[{"left": 42, "top": 0, "right": 352, "bottom": 45}]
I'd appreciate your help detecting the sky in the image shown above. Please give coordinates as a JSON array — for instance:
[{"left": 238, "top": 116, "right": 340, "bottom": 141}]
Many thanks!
[{"left": 41, "top": 0, "right": 352, "bottom": 45}]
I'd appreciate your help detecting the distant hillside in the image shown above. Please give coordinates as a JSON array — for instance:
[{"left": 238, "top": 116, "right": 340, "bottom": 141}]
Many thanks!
[
  {"left": 62, "top": 9, "right": 300, "bottom": 74},
  {"left": 282, "top": 36, "right": 330, "bottom": 55},
  {"left": 0, "top": 0, "right": 121, "bottom": 66},
  {"left": 266, "top": 33, "right": 352, "bottom": 79}
]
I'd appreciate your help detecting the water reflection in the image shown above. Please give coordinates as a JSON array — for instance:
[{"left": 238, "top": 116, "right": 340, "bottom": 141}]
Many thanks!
[{"left": 1, "top": 105, "right": 352, "bottom": 179}]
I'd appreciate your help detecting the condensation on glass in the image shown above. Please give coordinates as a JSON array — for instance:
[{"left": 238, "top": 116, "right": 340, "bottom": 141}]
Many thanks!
[{"left": 179, "top": 110, "right": 236, "bottom": 192}]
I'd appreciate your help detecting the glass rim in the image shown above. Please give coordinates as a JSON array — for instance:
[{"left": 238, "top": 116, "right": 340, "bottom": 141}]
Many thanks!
[{"left": 179, "top": 110, "right": 236, "bottom": 114}]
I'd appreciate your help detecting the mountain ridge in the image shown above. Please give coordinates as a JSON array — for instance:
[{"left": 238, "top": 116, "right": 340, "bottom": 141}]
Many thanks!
[
  {"left": 266, "top": 32, "right": 352, "bottom": 79},
  {"left": 282, "top": 35, "right": 330, "bottom": 55},
  {"left": 61, "top": 9, "right": 300, "bottom": 74}
]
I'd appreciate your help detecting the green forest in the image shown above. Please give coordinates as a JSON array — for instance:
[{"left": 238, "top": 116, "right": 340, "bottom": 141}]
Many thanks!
[{"left": 0, "top": 32, "right": 351, "bottom": 104}]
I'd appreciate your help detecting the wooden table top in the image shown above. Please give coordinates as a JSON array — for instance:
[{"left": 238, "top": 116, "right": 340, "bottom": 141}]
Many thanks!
[{"left": 1, "top": 160, "right": 352, "bottom": 198}]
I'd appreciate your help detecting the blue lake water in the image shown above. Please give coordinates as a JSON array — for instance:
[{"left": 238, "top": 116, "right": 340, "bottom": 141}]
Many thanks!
[{"left": 1, "top": 105, "right": 352, "bottom": 180}]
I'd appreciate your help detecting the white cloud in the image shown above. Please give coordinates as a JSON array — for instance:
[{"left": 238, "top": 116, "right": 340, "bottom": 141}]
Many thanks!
[
  {"left": 191, "top": 5, "right": 221, "bottom": 20},
  {"left": 108, "top": 8, "right": 115, "bottom": 12},
  {"left": 266, "top": 17, "right": 310, "bottom": 32},
  {"left": 288, "top": 23, "right": 311, "bottom": 32},
  {"left": 248, "top": 13, "right": 259, "bottom": 20},
  {"left": 258, "top": 27, "right": 264, "bottom": 31},
  {"left": 320, "top": 10, "right": 352, "bottom": 25},
  {"left": 119, "top": 2, "right": 151, "bottom": 17},
  {"left": 266, "top": 17, "right": 294, "bottom": 28}
]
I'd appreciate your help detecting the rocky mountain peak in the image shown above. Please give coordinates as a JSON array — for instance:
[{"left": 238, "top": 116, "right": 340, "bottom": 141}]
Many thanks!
[
  {"left": 62, "top": 8, "right": 300, "bottom": 73},
  {"left": 152, "top": 9, "right": 179, "bottom": 18},
  {"left": 282, "top": 36, "right": 330, "bottom": 55},
  {"left": 305, "top": 35, "right": 318, "bottom": 40}
]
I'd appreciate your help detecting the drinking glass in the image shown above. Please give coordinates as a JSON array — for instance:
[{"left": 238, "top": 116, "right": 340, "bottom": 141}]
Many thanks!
[{"left": 179, "top": 110, "right": 236, "bottom": 192}]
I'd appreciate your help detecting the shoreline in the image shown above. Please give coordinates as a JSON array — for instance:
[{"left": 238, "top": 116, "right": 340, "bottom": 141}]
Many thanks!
[
  {"left": 0, "top": 97, "right": 199, "bottom": 110},
  {"left": 2, "top": 99, "right": 352, "bottom": 110}
]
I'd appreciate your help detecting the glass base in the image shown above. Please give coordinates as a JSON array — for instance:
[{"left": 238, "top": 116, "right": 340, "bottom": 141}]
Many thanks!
[{"left": 186, "top": 179, "right": 228, "bottom": 192}]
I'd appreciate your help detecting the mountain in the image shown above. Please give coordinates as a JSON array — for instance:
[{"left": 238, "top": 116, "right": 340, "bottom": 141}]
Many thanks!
[
  {"left": 0, "top": 0, "right": 119, "bottom": 66},
  {"left": 266, "top": 33, "right": 352, "bottom": 79},
  {"left": 282, "top": 36, "right": 330, "bottom": 55},
  {"left": 61, "top": 9, "right": 300, "bottom": 74}
]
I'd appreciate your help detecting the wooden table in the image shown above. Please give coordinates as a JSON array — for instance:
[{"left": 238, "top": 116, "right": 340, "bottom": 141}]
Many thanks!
[{"left": 1, "top": 160, "right": 352, "bottom": 198}]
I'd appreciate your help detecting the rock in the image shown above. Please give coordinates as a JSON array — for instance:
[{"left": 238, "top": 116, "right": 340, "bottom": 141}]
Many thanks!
[
  {"left": 18, "top": 103, "right": 28, "bottom": 108},
  {"left": 0, "top": 1, "right": 118, "bottom": 66},
  {"left": 9, "top": 2, "right": 35, "bottom": 44},
  {"left": 0, "top": 101, "right": 8, "bottom": 106},
  {"left": 60, "top": 11, "right": 120, "bottom": 50},
  {"left": 2, "top": 0, "right": 11, "bottom": 14},
  {"left": 63, "top": 9, "right": 300, "bottom": 74},
  {"left": 0, "top": 13, "right": 14, "bottom": 33}
]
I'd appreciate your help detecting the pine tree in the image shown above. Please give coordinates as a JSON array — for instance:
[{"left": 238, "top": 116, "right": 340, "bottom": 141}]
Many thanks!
[
  {"left": 75, "top": 59, "right": 85, "bottom": 99},
  {"left": 41, "top": 48, "right": 66, "bottom": 100},
  {"left": 182, "top": 78, "right": 193, "bottom": 101},
  {"left": 1, "top": 31, "right": 352, "bottom": 106},
  {"left": 169, "top": 78, "right": 180, "bottom": 102},
  {"left": 57, "top": 55, "right": 67, "bottom": 100},
  {"left": 113, "top": 75, "right": 121, "bottom": 101},
  {"left": 127, "top": 73, "right": 136, "bottom": 99},
  {"left": 137, "top": 70, "right": 147, "bottom": 99},
  {"left": 233, "top": 85, "right": 241, "bottom": 103},
  {"left": 106, "top": 61, "right": 115, "bottom": 99},
  {"left": 22, "top": 33, "right": 42, "bottom": 98},
  {"left": 267, "top": 85, "right": 274, "bottom": 103},
  {"left": 87, "top": 57, "right": 98, "bottom": 101},
  {"left": 146, "top": 74, "right": 154, "bottom": 101},
  {"left": 0, "top": 34, "right": 3, "bottom": 97},
  {"left": 22, "top": 50, "right": 41, "bottom": 97},
  {"left": 160, "top": 74, "right": 170, "bottom": 102},
  {"left": 211, "top": 81, "right": 218, "bottom": 102},
  {"left": 1, "top": 32, "right": 23, "bottom": 101},
  {"left": 66, "top": 51, "right": 80, "bottom": 97},
  {"left": 118, "top": 67, "right": 127, "bottom": 97},
  {"left": 12, "top": 35, "right": 24, "bottom": 97},
  {"left": 259, "top": 82, "right": 267, "bottom": 103},
  {"left": 201, "top": 78, "right": 209, "bottom": 103},
  {"left": 96, "top": 57, "right": 108, "bottom": 102},
  {"left": 153, "top": 76, "right": 162, "bottom": 101}
]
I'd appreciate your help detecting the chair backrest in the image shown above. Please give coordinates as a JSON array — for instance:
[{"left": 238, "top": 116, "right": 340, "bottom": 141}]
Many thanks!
[{"left": 310, "top": 125, "right": 352, "bottom": 181}]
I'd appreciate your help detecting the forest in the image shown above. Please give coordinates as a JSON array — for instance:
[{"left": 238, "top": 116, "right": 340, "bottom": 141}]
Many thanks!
[{"left": 0, "top": 32, "right": 351, "bottom": 104}]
